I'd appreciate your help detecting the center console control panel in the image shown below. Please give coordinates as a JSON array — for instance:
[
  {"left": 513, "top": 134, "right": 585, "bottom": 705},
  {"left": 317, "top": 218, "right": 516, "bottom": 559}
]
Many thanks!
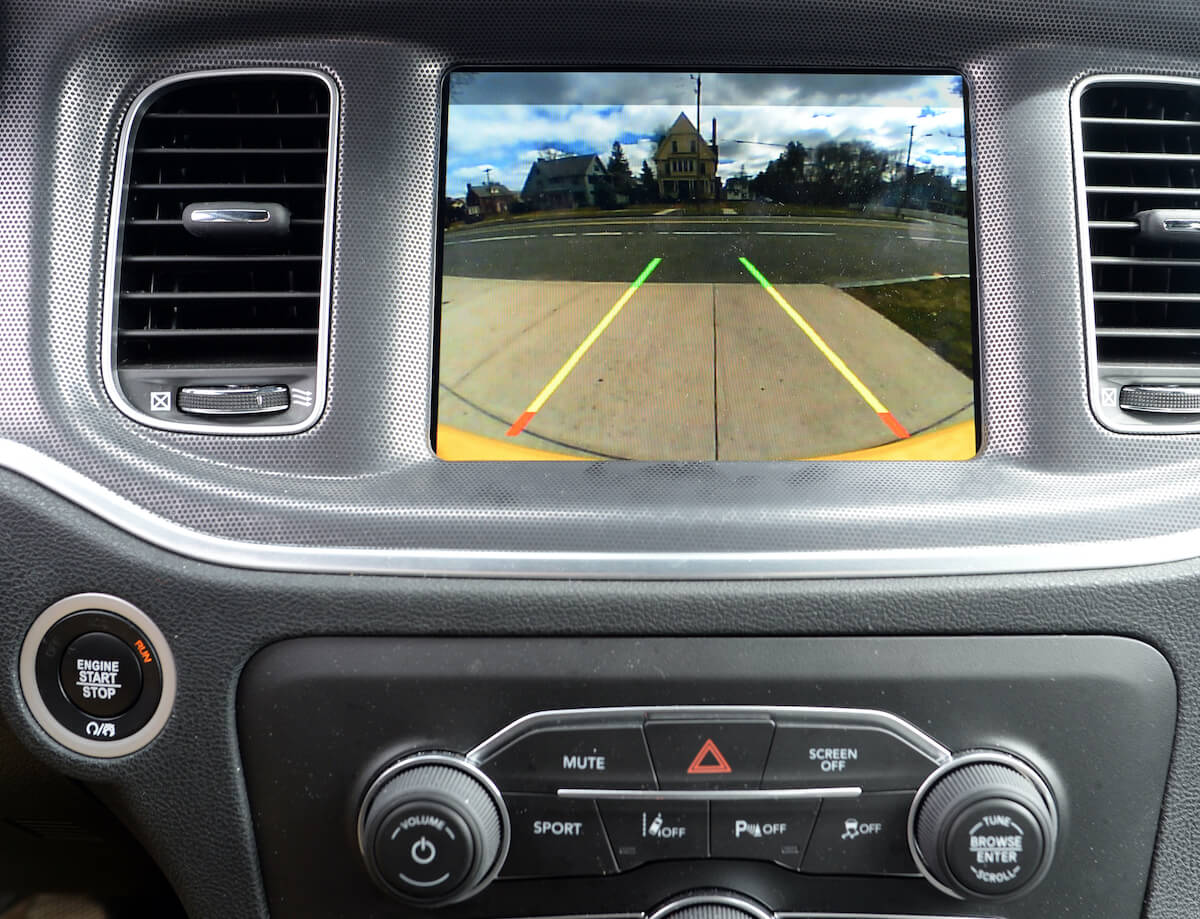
[
  {"left": 237, "top": 637, "right": 1174, "bottom": 919},
  {"left": 357, "top": 707, "right": 1057, "bottom": 906}
]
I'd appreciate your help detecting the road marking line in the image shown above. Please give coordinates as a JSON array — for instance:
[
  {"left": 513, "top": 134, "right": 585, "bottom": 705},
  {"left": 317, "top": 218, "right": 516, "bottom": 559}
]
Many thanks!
[
  {"left": 653, "top": 207, "right": 679, "bottom": 216},
  {"left": 583, "top": 231, "right": 623, "bottom": 236},
  {"left": 552, "top": 232, "right": 577, "bottom": 237},
  {"left": 445, "top": 233, "right": 538, "bottom": 246},
  {"left": 757, "top": 231, "right": 836, "bottom": 236},
  {"left": 738, "top": 256, "right": 910, "bottom": 440},
  {"left": 903, "top": 235, "right": 969, "bottom": 244},
  {"left": 506, "top": 257, "right": 664, "bottom": 437},
  {"left": 671, "top": 231, "right": 740, "bottom": 235}
]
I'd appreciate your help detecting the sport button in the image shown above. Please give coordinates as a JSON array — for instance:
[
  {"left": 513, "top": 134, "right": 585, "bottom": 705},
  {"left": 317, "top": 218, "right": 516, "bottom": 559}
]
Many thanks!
[
  {"left": 501, "top": 794, "right": 617, "bottom": 878},
  {"left": 58, "top": 632, "right": 144, "bottom": 719},
  {"left": 763, "top": 725, "right": 936, "bottom": 790},
  {"left": 644, "top": 719, "right": 774, "bottom": 788}
]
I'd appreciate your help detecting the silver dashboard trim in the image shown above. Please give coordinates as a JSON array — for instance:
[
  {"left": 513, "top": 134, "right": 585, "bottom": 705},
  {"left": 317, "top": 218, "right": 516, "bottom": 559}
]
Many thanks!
[
  {"left": 648, "top": 894, "right": 775, "bottom": 919},
  {"left": 557, "top": 787, "right": 862, "bottom": 800},
  {"left": 777, "top": 915, "right": 998, "bottom": 918},
  {"left": 10, "top": 436, "right": 1200, "bottom": 577},
  {"left": 467, "top": 705, "right": 951, "bottom": 766},
  {"left": 100, "top": 68, "right": 339, "bottom": 435}
]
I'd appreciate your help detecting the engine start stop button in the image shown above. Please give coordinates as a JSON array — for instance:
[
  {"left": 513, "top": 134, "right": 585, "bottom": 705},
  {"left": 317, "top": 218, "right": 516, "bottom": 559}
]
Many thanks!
[
  {"left": 21, "top": 594, "right": 176, "bottom": 758},
  {"left": 59, "top": 631, "right": 144, "bottom": 718}
]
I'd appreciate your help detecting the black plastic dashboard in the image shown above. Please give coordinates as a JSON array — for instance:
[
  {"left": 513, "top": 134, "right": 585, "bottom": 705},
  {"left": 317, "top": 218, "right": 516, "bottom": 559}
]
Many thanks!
[{"left": 3, "top": 1, "right": 1200, "bottom": 918}]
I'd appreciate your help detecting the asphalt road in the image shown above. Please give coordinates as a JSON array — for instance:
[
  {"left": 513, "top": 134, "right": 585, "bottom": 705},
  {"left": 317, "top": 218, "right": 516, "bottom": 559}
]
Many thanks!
[{"left": 442, "top": 214, "right": 970, "bottom": 285}]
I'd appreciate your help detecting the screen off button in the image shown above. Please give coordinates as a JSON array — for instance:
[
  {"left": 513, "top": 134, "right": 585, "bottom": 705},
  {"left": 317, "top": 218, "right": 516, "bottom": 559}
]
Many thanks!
[{"left": 763, "top": 725, "right": 936, "bottom": 790}]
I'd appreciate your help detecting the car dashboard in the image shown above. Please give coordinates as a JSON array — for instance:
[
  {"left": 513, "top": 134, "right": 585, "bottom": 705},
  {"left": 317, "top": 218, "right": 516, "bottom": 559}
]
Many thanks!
[{"left": 0, "top": 1, "right": 1197, "bottom": 918}]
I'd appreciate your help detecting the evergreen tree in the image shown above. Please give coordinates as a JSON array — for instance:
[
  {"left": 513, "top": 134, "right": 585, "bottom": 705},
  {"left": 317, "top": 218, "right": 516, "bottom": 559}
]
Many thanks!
[
  {"left": 639, "top": 160, "right": 657, "bottom": 201},
  {"left": 607, "top": 142, "right": 634, "bottom": 200}
]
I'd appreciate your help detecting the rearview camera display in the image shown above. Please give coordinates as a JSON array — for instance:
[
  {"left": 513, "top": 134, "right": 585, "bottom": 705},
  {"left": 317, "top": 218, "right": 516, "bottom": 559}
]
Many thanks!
[{"left": 435, "top": 72, "right": 974, "bottom": 461}]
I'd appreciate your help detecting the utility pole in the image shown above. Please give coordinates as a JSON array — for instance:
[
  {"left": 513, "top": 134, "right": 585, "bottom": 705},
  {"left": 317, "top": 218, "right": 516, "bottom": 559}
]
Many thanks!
[
  {"left": 692, "top": 73, "right": 702, "bottom": 199},
  {"left": 895, "top": 124, "right": 915, "bottom": 218}
]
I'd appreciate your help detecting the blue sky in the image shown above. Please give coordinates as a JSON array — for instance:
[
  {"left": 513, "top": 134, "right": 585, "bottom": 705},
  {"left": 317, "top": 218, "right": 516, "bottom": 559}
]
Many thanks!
[{"left": 444, "top": 73, "right": 967, "bottom": 197}]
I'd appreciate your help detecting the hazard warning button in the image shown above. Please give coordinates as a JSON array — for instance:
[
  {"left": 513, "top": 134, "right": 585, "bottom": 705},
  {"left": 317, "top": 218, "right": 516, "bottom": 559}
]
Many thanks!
[{"left": 644, "top": 719, "right": 775, "bottom": 789}]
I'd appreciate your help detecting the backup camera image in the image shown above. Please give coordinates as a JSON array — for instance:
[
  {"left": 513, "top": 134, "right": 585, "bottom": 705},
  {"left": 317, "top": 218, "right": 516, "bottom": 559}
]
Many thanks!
[{"left": 435, "top": 72, "right": 974, "bottom": 461}]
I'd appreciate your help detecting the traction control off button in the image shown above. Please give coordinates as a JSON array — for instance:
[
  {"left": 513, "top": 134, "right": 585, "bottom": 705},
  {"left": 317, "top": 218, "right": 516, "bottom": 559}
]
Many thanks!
[
  {"left": 802, "top": 791, "right": 918, "bottom": 876},
  {"left": 59, "top": 631, "right": 144, "bottom": 719}
]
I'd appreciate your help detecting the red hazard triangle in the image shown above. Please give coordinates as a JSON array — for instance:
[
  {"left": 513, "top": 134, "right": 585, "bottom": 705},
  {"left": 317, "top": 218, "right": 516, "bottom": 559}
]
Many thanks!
[{"left": 687, "top": 738, "right": 732, "bottom": 775}]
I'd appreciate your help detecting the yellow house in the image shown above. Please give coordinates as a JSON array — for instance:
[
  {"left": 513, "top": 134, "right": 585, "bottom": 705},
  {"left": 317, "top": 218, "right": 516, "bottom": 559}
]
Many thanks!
[{"left": 654, "top": 112, "right": 719, "bottom": 201}]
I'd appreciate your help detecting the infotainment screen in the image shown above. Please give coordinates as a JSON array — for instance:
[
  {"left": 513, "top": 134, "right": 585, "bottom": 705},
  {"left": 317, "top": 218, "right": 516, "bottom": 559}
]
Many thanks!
[{"left": 435, "top": 72, "right": 974, "bottom": 461}]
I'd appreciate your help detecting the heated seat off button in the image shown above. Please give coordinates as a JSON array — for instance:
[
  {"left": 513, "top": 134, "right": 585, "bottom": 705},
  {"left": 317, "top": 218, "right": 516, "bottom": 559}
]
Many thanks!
[{"left": 59, "top": 632, "right": 143, "bottom": 718}]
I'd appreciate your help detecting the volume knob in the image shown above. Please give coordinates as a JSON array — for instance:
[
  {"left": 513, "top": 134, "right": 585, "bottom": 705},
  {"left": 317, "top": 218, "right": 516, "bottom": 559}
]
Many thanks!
[
  {"left": 359, "top": 756, "right": 507, "bottom": 906},
  {"left": 911, "top": 755, "right": 1057, "bottom": 900}
]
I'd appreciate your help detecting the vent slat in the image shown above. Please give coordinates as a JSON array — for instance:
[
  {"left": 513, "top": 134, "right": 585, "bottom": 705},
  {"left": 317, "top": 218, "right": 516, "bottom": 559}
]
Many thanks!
[
  {"left": 126, "top": 218, "right": 323, "bottom": 225},
  {"left": 1100, "top": 329, "right": 1200, "bottom": 342},
  {"left": 1096, "top": 327, "right": 1200, "bottom": 338},
  {"left": 1093, "top": 292, "right": 1200, "bottom": 302},
  {"left": 123, "top": 254, "right": 322, "bottom": 263},
  {"left": 142, "top": 112, "right": 328, "bottom": 120},
  {"left": 1086, "top": 186, "right": 1200, "bottom": 196},
  {"left": 133, "top": 147, "right": 327, "bottom": 154},
  {"left": 121, "top": 291, "right": 320, "bottom": 300},
  {"left": 130, "top": 182, "right": 326, "bottom": 190},
  {"left": 1082, "top": 116, "right": 1200, "bottom": 127},
  {"left": 1085, "top": 152, "right": 1200, "bottom": 161},
  {"left": 119, "top": 328, "right": 318, "bottom": 339},
  {"left": 1079, "top": 80, "right": 1200, "bottom": 377},
  {"left": 113, "top": 73, "right": 331, "bottom": 389},
  {"left": 1092, "top": 256, "right": 1200, "bottom": 267}
]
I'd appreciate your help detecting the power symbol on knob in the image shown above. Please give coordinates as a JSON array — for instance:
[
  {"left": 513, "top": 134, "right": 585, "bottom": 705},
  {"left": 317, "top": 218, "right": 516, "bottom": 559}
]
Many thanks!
[{"left": 411, "top": 836, "right": 438, "bottom": 866}]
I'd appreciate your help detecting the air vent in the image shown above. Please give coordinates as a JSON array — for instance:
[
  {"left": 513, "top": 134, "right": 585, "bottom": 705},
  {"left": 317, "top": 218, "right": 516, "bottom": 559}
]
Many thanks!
[
  {"left": 1075, "top": 76, "right": 1200, "bottom": 432},
  {"left": 104, "top": 70, "right": 337, "bottom": 433}
]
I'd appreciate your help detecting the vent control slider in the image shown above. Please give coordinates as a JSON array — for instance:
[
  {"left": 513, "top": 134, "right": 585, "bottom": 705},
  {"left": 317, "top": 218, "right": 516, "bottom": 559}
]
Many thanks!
[
  {"left": 182, "top": 201, "right": 291, "bottom": 238},
  {"left": 177, "top": 384, "right": 290, "bottom": 416},
  {"left": 1135, "top": 208, "right": 1200, "bottom": 245}
]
